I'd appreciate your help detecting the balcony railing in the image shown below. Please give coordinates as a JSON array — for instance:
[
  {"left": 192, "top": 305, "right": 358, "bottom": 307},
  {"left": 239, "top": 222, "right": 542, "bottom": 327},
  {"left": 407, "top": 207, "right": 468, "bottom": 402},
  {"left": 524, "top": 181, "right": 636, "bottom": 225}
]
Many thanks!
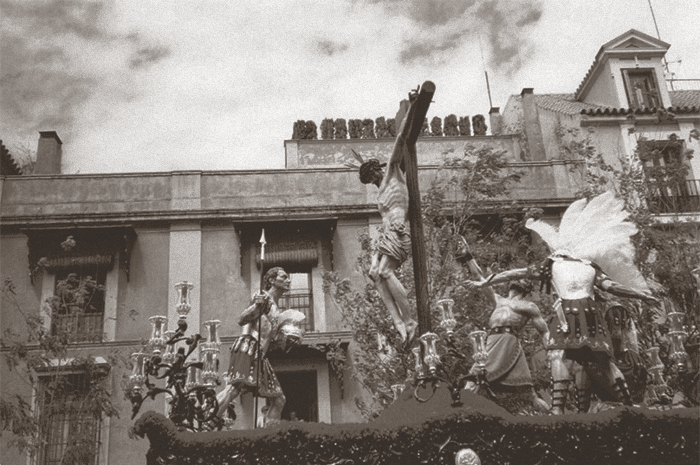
[
  {"left": 667, "top": 79, "right": 700, "bottom": 91},
  {"left": 279, "top": 292, "right": 314, "bottom": 332},
  {"left": 647, "top": 179, "right": 700, "bottom": 214},
  {"left": 51, "top": 312, "right": 104, "bottom": 343}
]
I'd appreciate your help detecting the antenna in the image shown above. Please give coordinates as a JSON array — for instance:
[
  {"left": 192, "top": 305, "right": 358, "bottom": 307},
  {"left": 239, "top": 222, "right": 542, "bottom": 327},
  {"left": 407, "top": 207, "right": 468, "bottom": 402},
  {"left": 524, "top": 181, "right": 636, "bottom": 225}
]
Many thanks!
[
  {"left": 647, "top": 0, "right": 669, "bottom": 74},
  {"left": 647, "top": 0, "right": 662, "bottom": 40},
  {"left": 485, "top": 71, "right": 493, "bottom": 109},
  {"left": 478, "top": 34, "right": 493, "bottom": 109}
]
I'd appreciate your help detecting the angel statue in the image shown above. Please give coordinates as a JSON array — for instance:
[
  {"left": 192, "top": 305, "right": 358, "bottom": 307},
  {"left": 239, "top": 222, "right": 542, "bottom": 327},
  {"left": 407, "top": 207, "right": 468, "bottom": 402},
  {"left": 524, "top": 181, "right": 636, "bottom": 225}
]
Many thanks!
[
  {"left": 468, "top": 191, "right": 658, "bottom": 414},
  {"left": 345, "top": 93, "right": 418, "bottom": 343}
]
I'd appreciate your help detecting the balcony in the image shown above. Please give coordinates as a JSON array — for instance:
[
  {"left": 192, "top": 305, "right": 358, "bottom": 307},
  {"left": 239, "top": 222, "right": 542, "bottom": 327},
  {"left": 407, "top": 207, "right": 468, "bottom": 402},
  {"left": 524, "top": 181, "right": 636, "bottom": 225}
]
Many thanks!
[
  {"left": 51, "top": 312, "right": 104, "bottom": 343},
  {"left": 279, "top": 291, "right": 314, "bottom": 332},
  {"left": 647, "top": 179, "right": 700, "bottom": 214}
]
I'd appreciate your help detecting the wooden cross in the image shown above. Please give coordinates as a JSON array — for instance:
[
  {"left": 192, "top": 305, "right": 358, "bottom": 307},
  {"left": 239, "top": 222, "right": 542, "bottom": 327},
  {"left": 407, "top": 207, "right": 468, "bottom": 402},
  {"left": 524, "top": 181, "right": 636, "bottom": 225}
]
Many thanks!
[{"left": 399, "top": 81, "right": 435, "bottom": 336}]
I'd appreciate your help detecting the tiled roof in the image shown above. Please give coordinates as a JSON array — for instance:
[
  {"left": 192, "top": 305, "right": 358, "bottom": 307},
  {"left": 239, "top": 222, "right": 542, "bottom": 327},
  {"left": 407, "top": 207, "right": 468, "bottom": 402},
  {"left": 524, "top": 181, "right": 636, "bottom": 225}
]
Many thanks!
[
  {"left": 1, "top": 140, "right": 22, "bottom": 176},
  {"left": 670, "top": 90, "right": 700, "bottom": 108},
  {"left": 581, "top": 104, "right": 700, "bottom": 116},
  {"left": 534, "top": 94, "right": 603, "bottom": 115},
  {"left": 525, "top": 92, "right": 700, "bottom": 118}
]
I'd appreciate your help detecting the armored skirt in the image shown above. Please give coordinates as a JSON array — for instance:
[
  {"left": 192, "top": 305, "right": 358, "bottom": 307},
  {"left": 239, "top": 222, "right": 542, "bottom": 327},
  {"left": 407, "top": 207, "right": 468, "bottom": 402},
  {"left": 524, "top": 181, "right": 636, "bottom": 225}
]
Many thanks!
[
  {"left": 548, "top": 297, "right": 614, "bottom": 364},
  {"left": 226, "top": 334, "right": 283, "bottom": 398},
  {"left": 474, "top": 331, "right": 534, "bottom": 387}
]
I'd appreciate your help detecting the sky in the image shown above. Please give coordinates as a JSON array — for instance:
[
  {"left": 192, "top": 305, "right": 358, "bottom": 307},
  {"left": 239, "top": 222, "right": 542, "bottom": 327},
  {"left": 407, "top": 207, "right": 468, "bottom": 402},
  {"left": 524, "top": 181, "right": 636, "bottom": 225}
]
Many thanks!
[{"left": 1, "top": 0, "right": 699, "bottom": 174}]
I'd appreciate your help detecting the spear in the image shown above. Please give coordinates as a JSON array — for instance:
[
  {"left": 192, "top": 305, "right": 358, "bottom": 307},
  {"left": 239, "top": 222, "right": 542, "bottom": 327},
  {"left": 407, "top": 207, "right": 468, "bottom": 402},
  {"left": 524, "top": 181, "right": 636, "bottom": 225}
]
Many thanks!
[{"left": 254, "top": 229, "right": 266, "bottom": 428}]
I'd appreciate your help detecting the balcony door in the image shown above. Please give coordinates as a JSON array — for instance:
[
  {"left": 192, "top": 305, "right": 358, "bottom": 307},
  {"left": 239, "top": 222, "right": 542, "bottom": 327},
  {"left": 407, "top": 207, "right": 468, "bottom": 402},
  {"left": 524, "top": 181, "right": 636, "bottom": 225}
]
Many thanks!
[{"left": 276, "top": 370, "right": 318, "bottom": 422}]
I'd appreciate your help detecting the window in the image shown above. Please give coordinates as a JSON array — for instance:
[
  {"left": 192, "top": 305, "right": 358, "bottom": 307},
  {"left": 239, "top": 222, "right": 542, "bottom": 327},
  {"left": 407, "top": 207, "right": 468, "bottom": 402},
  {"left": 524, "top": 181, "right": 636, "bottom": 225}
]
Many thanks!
[
  {"left": 24, "top": 226, "right": 136, "bottom": 343},
  {"left": 638, "top": 139, "right": 699, "bottom": 213},
  {"left": 241, "top": 221, "right": 335, "bottom": 334},
  {"left": 49, "top": 266, "right": 107, "bottom": 343},
  {"left": 36, "top": 373, "right": 102, "bottom": 465},
  {"left": 622, "top": 69, "right": 660, "bottom": 109},
  {"left": 274, "top": 269, "right": 315, "bottom": 332}
]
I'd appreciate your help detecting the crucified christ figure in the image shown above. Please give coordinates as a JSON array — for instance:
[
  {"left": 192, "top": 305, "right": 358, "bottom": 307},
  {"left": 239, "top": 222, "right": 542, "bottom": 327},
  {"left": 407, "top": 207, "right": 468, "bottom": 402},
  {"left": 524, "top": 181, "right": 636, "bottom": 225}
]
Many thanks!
[{"left": 353, "top": 92, "right": 418, "bottom": 343}]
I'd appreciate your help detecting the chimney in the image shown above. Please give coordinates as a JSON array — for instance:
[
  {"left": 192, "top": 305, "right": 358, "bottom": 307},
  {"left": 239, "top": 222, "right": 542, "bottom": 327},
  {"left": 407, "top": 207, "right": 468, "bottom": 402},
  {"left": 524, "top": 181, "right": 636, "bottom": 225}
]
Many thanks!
[
  {"left": 35, "top": 131, "right": 63, "bottom": 174},
  {"left": 489, "top": 107, "right": 502, "bottom": 136},
  {"left": 520, "top": 88, "right": 546, "bottom": 161}
]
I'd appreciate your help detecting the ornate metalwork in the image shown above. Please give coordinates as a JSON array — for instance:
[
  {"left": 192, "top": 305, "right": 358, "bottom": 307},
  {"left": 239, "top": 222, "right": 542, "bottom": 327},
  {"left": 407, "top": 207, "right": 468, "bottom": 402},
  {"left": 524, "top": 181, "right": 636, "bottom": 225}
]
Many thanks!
[
  {"left": 175, "top": 281, "right": 194, "bottom": 318},
  {"left": 437, "top": 299, "right": 456, "bottom": 336},
  {"left": 391, "top": 383, "right": 405, "bottom": 403},
  {"left": 412, "top": 303, "right": 494, "bottom": 407},
  {"left": 455, "top": 448, "right": 481, "bottom": 465},
  {"left": 668, "top": 311, "right": 690, "bottom": 370},
  {"left": 646, "top": 346, "right": 672, "bottom": 404},
  {"left": 127, "top": 283, "right": 223, "bottom": 432},
  {"left": 148, "top": 315, "right": 168, "bottom": 356}
]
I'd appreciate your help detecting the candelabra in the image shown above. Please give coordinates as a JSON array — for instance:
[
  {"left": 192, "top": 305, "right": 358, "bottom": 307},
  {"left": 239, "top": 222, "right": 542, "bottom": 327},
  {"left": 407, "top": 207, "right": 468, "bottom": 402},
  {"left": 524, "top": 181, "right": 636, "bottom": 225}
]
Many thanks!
[
  {"left": 127, "top": 282, "right": 223, "bottom": 432},
  {"left": 667, "top": 311, "right": 690, "bottom": 371},
  {"left": 412, "top": 299, "right": 493, "bottom": 407},
  {"left": 646, "top": 346, "right": 672, "bottom": 404}
]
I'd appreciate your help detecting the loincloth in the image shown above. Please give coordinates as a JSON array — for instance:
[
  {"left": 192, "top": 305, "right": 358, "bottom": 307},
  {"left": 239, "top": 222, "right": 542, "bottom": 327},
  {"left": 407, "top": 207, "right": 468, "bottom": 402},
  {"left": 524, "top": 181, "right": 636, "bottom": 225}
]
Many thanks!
[
  {"left": 226, "top": 334, "right": 283, "bottom": 398},
  {"left": 376, "top": 221, "right": 411, "bottom": 264},
  {"left": 548, "top": 298, "right": 613, "bottom": 363},
  {"left": 472, "top": 332, "right": 533, "bottom": 387}
]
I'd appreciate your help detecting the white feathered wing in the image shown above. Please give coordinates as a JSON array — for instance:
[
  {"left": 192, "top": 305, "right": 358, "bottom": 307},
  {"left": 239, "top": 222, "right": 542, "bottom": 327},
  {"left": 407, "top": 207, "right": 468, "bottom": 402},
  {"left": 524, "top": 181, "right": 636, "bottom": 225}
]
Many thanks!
[{"left": 526, "top": 191, "right": 649, "bottom": 292}]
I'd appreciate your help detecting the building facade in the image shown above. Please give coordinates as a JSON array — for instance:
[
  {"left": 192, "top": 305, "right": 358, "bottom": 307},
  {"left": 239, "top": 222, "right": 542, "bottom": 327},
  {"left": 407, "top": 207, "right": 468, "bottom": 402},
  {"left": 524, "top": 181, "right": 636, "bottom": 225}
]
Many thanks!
[
  {"left": 501, "top": 29, "right": 700, "bottom": 218},
  {"left": 2, "top": 29, "right": 698, "bottom": 465}
]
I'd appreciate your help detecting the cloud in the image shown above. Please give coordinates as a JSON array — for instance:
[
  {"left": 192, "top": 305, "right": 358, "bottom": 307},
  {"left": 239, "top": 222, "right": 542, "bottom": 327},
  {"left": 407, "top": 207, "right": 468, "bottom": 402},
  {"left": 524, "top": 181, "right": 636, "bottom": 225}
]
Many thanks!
[
  {"left": 360, "top": 0, "right": 542, "bottom": 72},
  {"left": 315, "top": 39, "right": 350, "bottom": 57},
  {"left": 1, "top": 0, "right": 530, "bottom": 172},
  {"left": 363, "top": 0, "right": 476, "bottom": 26},
  {"left": 474, "top": 0, "right": 543, "bottom": 72},
  {"left": 129, "top": 43, "right": 172, "bottom": 69},
  {"left": 0, "top": 0, "right": 108, "bottom": 39},
  {"left": 399, "top": 33, "right": 464, "bottom": 65},
  {"left": 0, "top": 0, "right": 171, "bottom": 147},
  {"left": 0, "top": 0, "right": 109, "bottom": 139}
]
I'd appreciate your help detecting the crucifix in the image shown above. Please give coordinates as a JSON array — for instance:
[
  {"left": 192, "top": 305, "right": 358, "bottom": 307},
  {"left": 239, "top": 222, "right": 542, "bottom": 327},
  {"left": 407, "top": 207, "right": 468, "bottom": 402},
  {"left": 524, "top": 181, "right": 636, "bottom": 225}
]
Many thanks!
[
  {"left": 352, "top": 81, "right": 435, "bottom": 343},
  {"left": 400, "top": 81, "right": 436, "bottom": 337}
]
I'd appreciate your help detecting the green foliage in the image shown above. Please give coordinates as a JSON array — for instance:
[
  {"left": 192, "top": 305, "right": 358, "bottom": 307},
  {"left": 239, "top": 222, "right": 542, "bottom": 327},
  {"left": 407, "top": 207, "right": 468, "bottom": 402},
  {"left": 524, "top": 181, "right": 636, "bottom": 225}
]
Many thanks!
[
  {"left": 324, "top": 145, "right": 551, "bottom": 417},
  {"left": 361, "top": 119, "right": 375, "bottom": 139},
  {"left": 132, "top": 405, "right": 700, "bottom": 465},
  {"left": 559, "top": 121, "right": 699, "bottom": 404},
  {"left": 1, "top": 275, "right": 125, "bottom": 461},
  {"left": 443, "top": 114, "right": 459, "bottom": 136},
  {"left": 375, "top": 117, "right": 390, "bottom": 138},
  {"left": 48, "top": 273, "right": 105, "bottom": 316},
  {"left": 308, "top": 340, "right": 347, "bottom": 395},
  {"left": 291, "top": 120, "right": 318, "bottom": 140},
  {"left": 386, "top": 118, "right": 396, "bottom": 137},
  {"left": 333, "top": 118, "right": 347, "bottom": 139},
  {"left": 458, "top": 116, "right": 471, "bottom": 136},
  {"left": 472, "top": 114, "right": 487, "bottom": 136},
  {"left": 430, "top": 116, "right": 442, "bottom": 136},
  {"left": 320, "top": 118, "right": 334, "bottom": 140},
  {"left": 348, "top": 119, "right": 361, "bottom": 139}
]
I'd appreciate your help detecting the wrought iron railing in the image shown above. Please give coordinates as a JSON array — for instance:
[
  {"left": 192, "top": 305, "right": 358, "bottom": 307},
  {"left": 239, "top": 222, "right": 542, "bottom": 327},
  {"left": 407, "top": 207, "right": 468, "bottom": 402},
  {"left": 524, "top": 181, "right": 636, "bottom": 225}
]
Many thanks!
[
  {"left": 647, "top": 179, "right": 700, "bottom": 214},
  {"left": 667, "top": 79, "right": 700, "bottom": 91},
  {"left": 39, "top": 411, "right": 101, "bottom": 465},
  {"left": 51, "top": 312, "right": 104, "bottom": 343},
  {"left": 279, "top": 292, "right": 314, "bottom": 332}
]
